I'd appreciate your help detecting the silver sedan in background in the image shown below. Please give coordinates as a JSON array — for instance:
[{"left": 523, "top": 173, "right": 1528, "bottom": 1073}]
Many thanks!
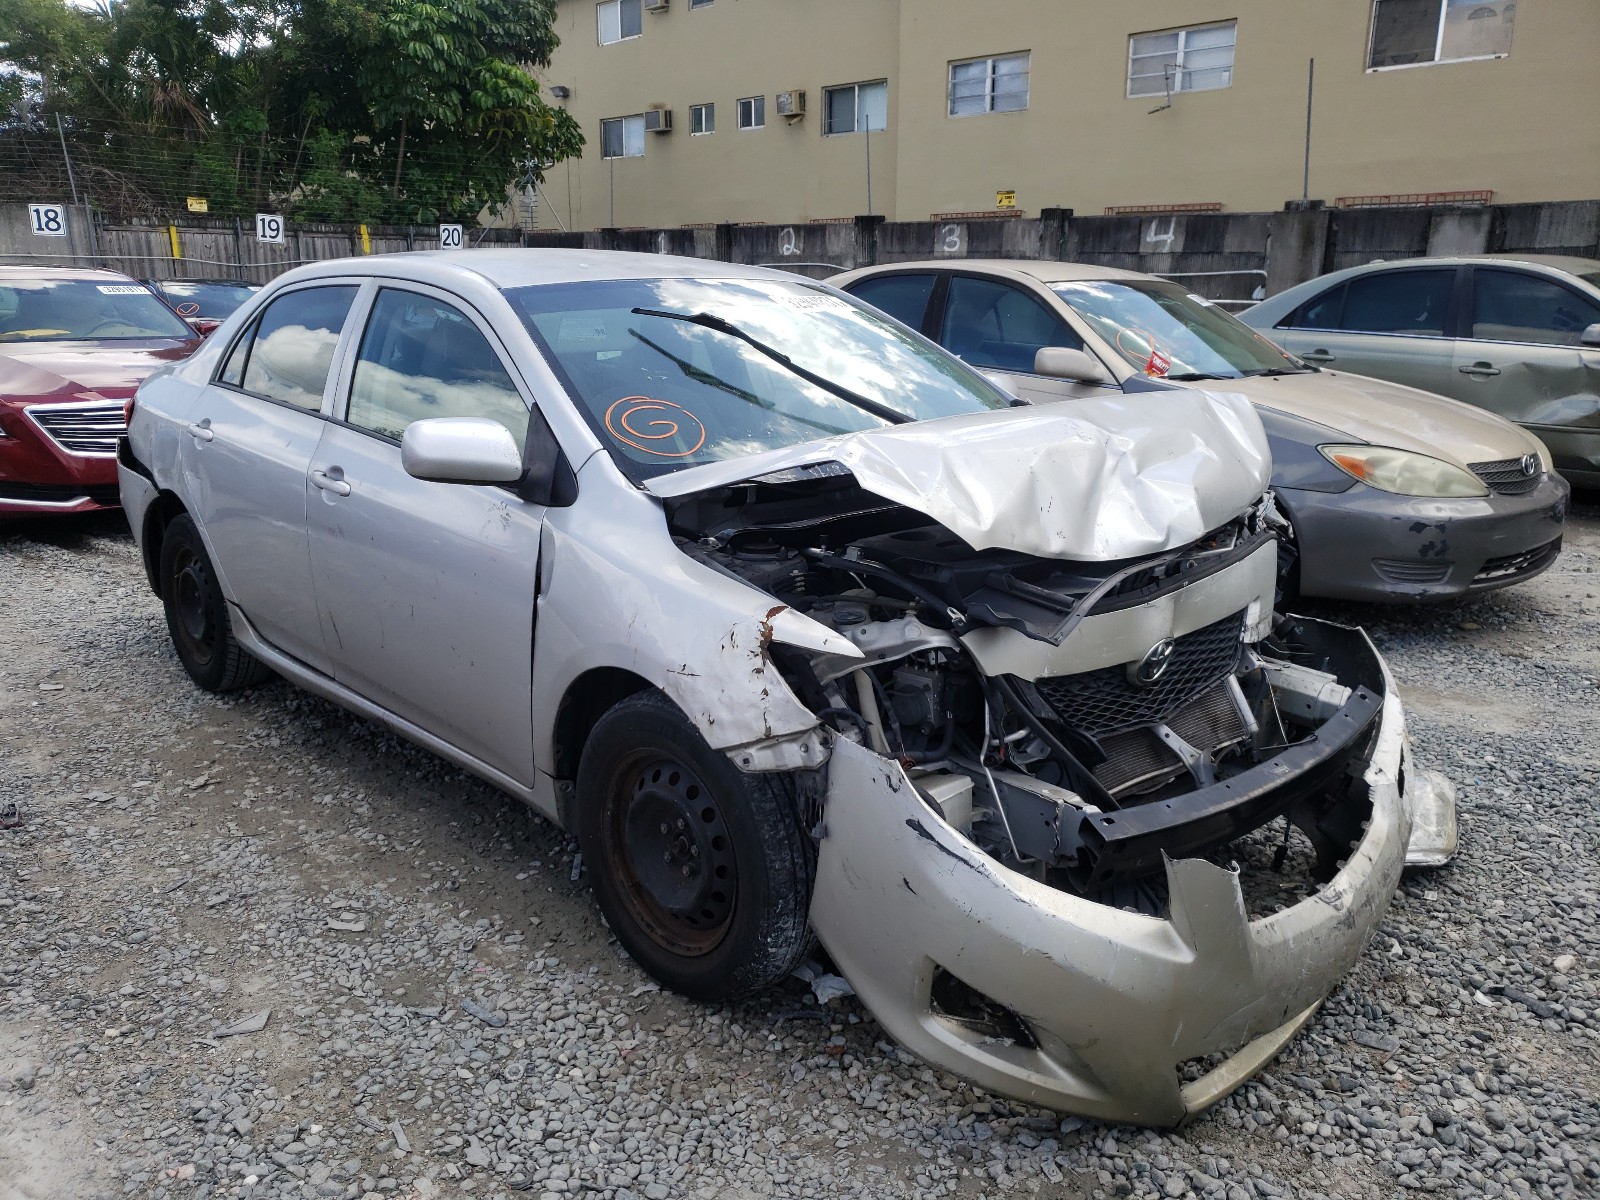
[{"left": 833, "top": 260, "right": 1569, "bottom": 602}]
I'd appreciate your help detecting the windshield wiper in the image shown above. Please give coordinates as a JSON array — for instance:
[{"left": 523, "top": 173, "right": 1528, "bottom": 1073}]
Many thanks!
[
  {"left": 631, "top": 307, "right": 911, "bottom": 426},
  {"left": 1164, "top": 371, "right": 1235, "bottom": 381},
  {"left": 1239, "top": 367, "right": 1310, "bottom": 378}
]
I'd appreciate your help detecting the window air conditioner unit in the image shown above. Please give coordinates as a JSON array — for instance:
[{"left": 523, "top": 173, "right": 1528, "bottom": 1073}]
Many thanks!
[
  {"left": 645, "top": 107, "right": 673, "bottom": 133},
  {"left": 644, "top": 0, "right": 668, "bottom": 12},
  {"left": 776, "top": 90, "right": 806, "bottom": 118}
]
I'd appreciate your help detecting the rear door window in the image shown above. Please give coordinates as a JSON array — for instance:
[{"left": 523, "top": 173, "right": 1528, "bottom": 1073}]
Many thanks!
[
  {"left": 1284, "top": 283, "right": 1346, "bottom": 330},
  {"left": 1469, "top": 268, "right": 1600, "bottom": 346},
  {"left": 1338, "top": 269, "right": 1454, "bottom": 336},
  {"left": 940, "top": 275, "right": 1081, "bottom": 371},
  {"left": 237, "top": 286, "right": 359, "bottom": 410},
  {"left": 346, "top": 289, "right": 529, "bottom": 451},
  {"left": 845, "top": 273, "right": 937, "bottom": 333}
]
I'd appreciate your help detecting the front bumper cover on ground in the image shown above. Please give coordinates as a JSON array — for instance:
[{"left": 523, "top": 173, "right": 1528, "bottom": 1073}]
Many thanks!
[{"left": 810, "top": 620, "right": 1441, "bottom": 1127}]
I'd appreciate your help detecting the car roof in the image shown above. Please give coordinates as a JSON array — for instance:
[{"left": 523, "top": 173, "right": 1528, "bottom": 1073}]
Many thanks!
[
  {"left": 1328, "top": 253, "right": 1600, "bottom": 275},
  {"left": 150, "top": 277, "right": 260, "bottom": 286},
  {"left": 280, "top": 248, "right": 798, "bottom": 291},
  {"left": 839, "top": 258, "right": 1154, "bottom": 285},
  {"left": 0, "top": 264, "right": 141, "bottom": 284}
]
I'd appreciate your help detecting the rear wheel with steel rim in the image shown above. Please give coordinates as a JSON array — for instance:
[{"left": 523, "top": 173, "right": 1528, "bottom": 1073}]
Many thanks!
[
  {"left": 159, "top": 514, "right": 272, "bottom": 693},
  {"left": 577, "top": 691, "right": 815, "bottom": 1001}
]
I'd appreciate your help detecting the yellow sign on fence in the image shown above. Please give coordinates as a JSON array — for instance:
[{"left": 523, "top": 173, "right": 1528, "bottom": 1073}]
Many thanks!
[
  {"left": 186, "top": 197, "right": 209, "bottom": 214},
  {"left": 995, "top": 190, "right": 1017, "bottom": 209}
]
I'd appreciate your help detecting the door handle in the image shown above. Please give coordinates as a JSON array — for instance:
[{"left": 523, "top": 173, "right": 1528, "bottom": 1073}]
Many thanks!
[
  {"left": 1459, "top": 362, "right": 1501, "bottom": 377},
  {"left": 1299, "top": 349, "right": 1335, "bottom": 363},
  {"left": 311, "top": 469, "right": 351, "bottom": 497},
  {"left": 187, "top": 421, "right": 214, "bottom": 442}
]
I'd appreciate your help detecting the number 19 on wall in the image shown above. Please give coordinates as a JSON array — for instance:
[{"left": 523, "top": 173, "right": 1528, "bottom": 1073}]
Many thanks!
[
  {"left": 28, "top": 204, "right": 67, "bottom": 237},
  {"left": 255, "top": 213, "right": 285, "bottom": 244}
]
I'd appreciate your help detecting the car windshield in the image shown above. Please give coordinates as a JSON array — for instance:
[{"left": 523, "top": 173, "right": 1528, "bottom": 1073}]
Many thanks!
[
  {"left": 508, "top": 277, "right": 1011, "bottom": 480},
  {"left": 0, "top": 277, "right": 196, "bottom": 342},
  {"left": 1051, "top": 279, "right": 1306, "bottom": 380},
  {"left": 156, "top": 280, "right": 260, "bottom": 319}
]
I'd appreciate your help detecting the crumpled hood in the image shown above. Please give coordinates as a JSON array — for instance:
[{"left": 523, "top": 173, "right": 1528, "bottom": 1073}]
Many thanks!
[
  {"left": 1222, "top": 369, "right": 1545, "bottom": 465},
  {"left": 0, "top": 339, "right": 196, "bottom": 404},
  {"left": 648, "top": 390, "right": 1271, "bottom": 560}
]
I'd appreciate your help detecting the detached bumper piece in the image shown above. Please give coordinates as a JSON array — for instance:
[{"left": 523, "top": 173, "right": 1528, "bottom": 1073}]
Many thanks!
[{"left": 810, "top": 617, "right": 1426, "bottom": 1126}]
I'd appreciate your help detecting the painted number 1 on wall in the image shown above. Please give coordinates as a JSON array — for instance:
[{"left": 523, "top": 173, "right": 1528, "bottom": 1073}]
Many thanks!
[
  {"left": 255, "top": 213, "right": 285, "bottom": 244},
  {"left": 28, "top": 204, "right": 67, "bottom": 237}
]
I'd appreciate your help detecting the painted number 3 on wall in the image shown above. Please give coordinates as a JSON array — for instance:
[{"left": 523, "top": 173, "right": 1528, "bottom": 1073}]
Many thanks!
[
  {"left": 255, "top": 213, "right": 285, "bottom": 244},
  {"left": 29, "top": 204, "right": 67, "bottom": 237}
]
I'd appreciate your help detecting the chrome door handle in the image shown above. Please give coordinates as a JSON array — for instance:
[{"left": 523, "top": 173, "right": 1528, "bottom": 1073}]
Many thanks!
[
  {"left": 1459, "top": 362, "right": 1501, "bottom": 377},
  {"left": 1299, "top": 350, "right": 1335, "bottom": 363},
  {"left": 311, "top": 469, "right": 351, "bottom": 497},
  {"left": 187, "top": 421, "right": 214, "bottom": 442}
]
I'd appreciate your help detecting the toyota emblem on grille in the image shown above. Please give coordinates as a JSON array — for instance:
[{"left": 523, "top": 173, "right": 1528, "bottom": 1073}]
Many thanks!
[
  {"left": 1130, "top": 638, "right": 1177, "bottom": 687},
  {"left": 1520, "top": 453, "right": 1539, "bottom": 478}
]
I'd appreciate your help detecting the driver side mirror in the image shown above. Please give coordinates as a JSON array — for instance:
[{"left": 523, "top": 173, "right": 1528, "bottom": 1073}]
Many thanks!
[
  {"left": 1033, "top": 346, "right": 1111, "bottom": 384},
  {"left": 189, "top": 318, "right": 222, "bottom": 337},
  {"left": 401, "top": 417, "right": 524, "bottom": 485},
  {"left": 1580, "top": 323, "right": 1600, "bottom": 348}
]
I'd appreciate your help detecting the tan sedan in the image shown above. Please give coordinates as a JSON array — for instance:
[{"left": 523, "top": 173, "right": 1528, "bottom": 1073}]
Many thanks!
[{"left": 831, "top": 259, "right": 1568, "bottom": 603}]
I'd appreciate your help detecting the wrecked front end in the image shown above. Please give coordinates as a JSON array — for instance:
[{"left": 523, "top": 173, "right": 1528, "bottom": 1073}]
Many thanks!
[{"left": 667, "top": 458, "right": 1455, "bottom": 1127}]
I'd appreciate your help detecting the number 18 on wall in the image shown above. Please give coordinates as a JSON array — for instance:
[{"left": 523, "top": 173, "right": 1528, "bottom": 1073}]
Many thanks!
[{"left": 28, "top": 204, "right": 67, "bottom": 237}]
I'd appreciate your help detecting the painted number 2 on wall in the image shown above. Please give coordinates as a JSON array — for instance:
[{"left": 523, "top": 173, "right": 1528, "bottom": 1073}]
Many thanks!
[
  {"left": 255, "top": 213, "right": 286, "bottom": 244},
  {"left": 28, "top": 204, "right": 67, "bottom": 237}
]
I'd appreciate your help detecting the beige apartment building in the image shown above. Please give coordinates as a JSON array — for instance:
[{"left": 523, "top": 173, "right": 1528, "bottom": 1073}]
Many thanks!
[{"left": 535, "top": 0, "right": 1600, "bottom": 232}]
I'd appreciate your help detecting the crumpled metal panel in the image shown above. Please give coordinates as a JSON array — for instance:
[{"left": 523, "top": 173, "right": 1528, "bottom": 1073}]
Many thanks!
[{"left": 648, "top": 393, "right": 1272, "bottom": 561}]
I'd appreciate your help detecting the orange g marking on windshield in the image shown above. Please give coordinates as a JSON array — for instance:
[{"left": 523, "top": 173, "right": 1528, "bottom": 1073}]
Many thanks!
[{"left": 604, "top": 396, "right": 708, "bottom": 458}]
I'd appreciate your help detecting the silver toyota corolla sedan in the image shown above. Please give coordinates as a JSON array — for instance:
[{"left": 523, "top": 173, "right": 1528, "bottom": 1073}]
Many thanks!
[{"left": 119, "top": 250, "right": 1456, "bottom": 1126}]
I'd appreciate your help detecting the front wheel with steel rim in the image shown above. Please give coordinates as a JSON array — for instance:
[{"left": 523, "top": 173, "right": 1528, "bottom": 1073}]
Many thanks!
[
  {"left": 576, "top": 691, "right": 816, "bottom": 1001},
  {"left": 159, "top": 514, "right": 272, "bottom": 693}
]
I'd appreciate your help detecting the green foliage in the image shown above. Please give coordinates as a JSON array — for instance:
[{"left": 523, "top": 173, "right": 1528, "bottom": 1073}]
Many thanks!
[{"left": 0, "top": 0, "right": 583, "bottom": 223}]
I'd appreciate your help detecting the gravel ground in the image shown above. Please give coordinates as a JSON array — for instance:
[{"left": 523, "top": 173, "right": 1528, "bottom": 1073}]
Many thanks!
[{"left": 2, "top": 500, "right": 1597, "bottom": 1200}]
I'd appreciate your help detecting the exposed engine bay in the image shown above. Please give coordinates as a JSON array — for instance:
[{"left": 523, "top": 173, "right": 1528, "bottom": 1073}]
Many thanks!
[{"left": 670, "top": 464, "right": 1383, "bottom": 914}]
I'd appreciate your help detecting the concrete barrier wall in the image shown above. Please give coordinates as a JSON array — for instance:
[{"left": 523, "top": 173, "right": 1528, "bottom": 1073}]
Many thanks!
[{"left": 3, "top": 200, "right": 1596, "bottom": 299}]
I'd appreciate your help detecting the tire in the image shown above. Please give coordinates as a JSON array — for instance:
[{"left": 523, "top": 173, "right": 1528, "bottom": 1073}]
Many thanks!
[
  {"left": 576, "top": 691, "right": 816, "bottom": 1002},
  {"left": 159, "top": 514, "right": 272, "bottom": 693}
]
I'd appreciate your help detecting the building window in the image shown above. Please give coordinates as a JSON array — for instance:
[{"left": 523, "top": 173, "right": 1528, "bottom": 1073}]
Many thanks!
[
  {"left": 948, "top": 53, "right": 1030, "bottom": 117},
  {"left": 597, "top": 0, "right": 641, "bottom": 46},
  {"left": 600, "top": 115, "right": 645, "bottom": 158},
  {"left": 823, "top": 80, "right": 888, "bottom": 135},
  {"left": 1127, "top": 21, "right": 1236, "bottom": 97},
  {"left": 690, "top": 103, "right": 714, "bottom": 134},
  {"left": 1368, "top": 0, "right": 1515, "bottom": 69},
  {"left": 737, "top": 95, "right": 765, "bottom": 130},
  {"left": 689, "top": 0, "right": 713, "bottom": 7}
]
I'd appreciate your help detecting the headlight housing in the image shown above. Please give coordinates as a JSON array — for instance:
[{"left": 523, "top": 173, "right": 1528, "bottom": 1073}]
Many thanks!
[{"left": 1318, "top": 445, "right": 1489, "bottom": 498}]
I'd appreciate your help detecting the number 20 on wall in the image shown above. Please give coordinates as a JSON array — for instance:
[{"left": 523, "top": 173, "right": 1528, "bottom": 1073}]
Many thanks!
[{"left": 29, "top": 204, "right": 67, "bottom": 237}]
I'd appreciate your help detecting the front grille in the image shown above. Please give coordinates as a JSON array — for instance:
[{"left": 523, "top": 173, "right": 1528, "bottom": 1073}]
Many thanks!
[
  {"left": 0, "top": 481, "right": 121, "bottom": 505},
  {"left": 1372, "top": 558, "right": 1452, "bottom": 585},
  {"left": 1469, "top": 456, "right": 1543, "bottom": 496},
  {"left": 1093, "top": 683, "right": 1250, "bottom": 796},
  {"left": 1033, "top": 610, "right": 1246, "bottom": 737},
  {"left": 26, "top": 401, "right": 127, "bottom": 456},
  {"left": 1475, "top": 537, "right": 1561, "bottom": 584}
]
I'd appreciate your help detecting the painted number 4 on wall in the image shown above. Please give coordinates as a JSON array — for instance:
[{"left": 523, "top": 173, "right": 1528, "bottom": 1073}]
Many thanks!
[
  {"left": 29, "top": 204, "right": 68, "bottom": 237},
  {"left": 255, "top": 213, "right": 286, "bottom": 244},
  {"left": 439, "top": 224, "right": 465, "bottom": 250}
]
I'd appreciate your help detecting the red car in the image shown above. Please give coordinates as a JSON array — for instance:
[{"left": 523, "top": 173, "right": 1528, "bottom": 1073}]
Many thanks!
[{"left": 1, "top": 266, "right": 200, "bottom": 516}]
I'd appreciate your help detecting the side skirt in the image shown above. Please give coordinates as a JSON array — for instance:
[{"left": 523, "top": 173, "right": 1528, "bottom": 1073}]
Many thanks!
[{"left": 228, "top": 604, "right": 562, "bottom": 826}]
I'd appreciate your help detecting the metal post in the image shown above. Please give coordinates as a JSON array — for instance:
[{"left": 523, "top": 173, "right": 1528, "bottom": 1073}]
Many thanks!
[
  {"left": 55, "top": 113, "right": 80, "bottom": 207},
  {"left": 609, "top": 158, "right": 616, "bottom": 228},
  {"left": 864, "top": 121, "right": 873, "bottom": 217},
  {"left": 1302, "top": 58, "right": 1315, "bottom": 207}
]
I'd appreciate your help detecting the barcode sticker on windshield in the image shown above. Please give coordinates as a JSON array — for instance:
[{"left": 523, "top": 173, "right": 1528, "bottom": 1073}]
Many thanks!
[
  {"left": 97, "top": 285, "right": 148, "bottom": 295},
  {"left": 781, "top": 293, "right": 850, "bottom": 311}
]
